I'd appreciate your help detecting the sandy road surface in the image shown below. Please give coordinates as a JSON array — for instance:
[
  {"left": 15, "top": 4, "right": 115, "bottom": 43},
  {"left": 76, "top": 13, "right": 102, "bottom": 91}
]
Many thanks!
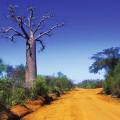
[{"left": 22, "top": 88, "right": 120, "bottom": 120}]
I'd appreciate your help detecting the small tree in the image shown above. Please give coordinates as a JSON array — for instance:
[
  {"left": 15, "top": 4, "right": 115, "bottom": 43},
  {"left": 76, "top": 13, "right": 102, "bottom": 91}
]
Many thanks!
[{"left": 0, "top": 5, "right": 63, "bottom": 89}]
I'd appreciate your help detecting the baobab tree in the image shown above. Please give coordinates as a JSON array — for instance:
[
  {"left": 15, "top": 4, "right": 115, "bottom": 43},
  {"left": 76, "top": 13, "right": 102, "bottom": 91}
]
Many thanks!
[{"left": 0, "top": 5, "right": 64, "bottom": 89}]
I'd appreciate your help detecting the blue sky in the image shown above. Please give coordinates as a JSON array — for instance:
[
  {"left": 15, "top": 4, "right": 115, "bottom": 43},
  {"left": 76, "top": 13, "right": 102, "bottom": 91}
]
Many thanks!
[{"left": 0, "top": 0, "right": 120, "bottom": 83}]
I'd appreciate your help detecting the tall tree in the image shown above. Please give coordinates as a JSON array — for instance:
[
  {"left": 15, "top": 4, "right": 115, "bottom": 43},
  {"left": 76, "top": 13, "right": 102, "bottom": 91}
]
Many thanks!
[
  {"left": 0, "top": 5, "right": 63, "bottom": 88},
  {"left": 89, "top": 47, "right": 120, "bottom": 74}
]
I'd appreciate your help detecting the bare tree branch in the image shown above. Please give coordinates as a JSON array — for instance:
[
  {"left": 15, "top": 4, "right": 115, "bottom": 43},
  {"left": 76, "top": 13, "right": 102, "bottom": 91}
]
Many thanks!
[
  {"left": 29, "top": 7, "right": 34, "bottom": 19},
  {"left": 3, "top": 33, "right": 22, "bottom": 42},
  {"left": 9, "top": 33, "right": 21, "bottom": 42},
  {"left": 1, "top": 27, "right": 25, "bottom": 39},
  {"left": 23, "top": 21, "right": 29, "bottom": 28},
  {"left": 33, "top": 15, "right": 52, "bottom": 35},
  {"left": 2, "top": 5, "right": 64, "bottom": 51},
  {"left": 8, "top": 5, "right": 17, "bottom": 21},
  {"left": 16, "top": 17, "right": 30, "bottom": 40},
  {"left": 28, "top": 7, "right": 34, "bottom": 30},
  {"left": 36, "top": 39, "right": 45, "bottom": 51},
  {"left": 35, "top": 23, "right": 64, "bottom": 40},
  {"left": 8, "top": 5, "right": 29, "bottom": 40}
]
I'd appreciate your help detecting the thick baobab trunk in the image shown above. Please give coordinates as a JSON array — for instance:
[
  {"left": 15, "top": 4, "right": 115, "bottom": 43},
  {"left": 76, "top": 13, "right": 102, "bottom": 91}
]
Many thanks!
[{"left": 25, "top": 38, "right": 37, "bottom": 89}]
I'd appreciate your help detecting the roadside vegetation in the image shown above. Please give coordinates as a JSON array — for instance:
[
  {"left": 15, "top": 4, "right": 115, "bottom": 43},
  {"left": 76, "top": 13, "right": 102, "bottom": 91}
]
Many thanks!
[
  {"left": 89, "top": 47, "right": 120, "bottom": 97},
  {"left": 0, "top": 59, "right": 74, "bottom": 108},
  {"left": 77, "top": 79, "right": 103, "bottom": 89}
]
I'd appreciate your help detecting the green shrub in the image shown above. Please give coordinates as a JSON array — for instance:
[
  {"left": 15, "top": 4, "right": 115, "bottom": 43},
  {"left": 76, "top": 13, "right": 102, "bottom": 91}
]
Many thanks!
[
  {"left": 103, "top": 61, "right": 120, "bottom": 97},
  {"left": 104, "top": 79, "right": 112, "bottom": 94},
  {"left": 45, "top": 73, "right": 74, "bottom": 93},
  {"left": 112, "top": 80, "right": 120, "bottom": 97},
  {"left": 52, "top": 86, "right": 61, "bottom": 97},
  {"left": 31, "top": 76, "right": 49, "bottom": 98},
  {"left": 10, "top": 87, "right": 26, "bottom": 106},
  {"left": 110, "top": 61, "right": 120, "bottom": 97},
  {"left": 0, "top": 78, "right": 28, "bottom": 107},
  {"left": 0, "top": 79, "right": 12, "bottom": 107}
]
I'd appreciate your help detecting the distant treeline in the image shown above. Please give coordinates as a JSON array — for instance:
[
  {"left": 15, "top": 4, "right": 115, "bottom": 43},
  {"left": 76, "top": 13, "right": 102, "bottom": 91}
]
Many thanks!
[{"left": 77, "top": 79, "right": 103, "bottom": 89}]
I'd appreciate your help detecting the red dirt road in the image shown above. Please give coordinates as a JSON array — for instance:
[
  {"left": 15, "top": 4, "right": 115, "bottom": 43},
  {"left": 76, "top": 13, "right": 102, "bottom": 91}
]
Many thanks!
[{"left": 22, "top": 88, "right": 120, "bottom": 120}]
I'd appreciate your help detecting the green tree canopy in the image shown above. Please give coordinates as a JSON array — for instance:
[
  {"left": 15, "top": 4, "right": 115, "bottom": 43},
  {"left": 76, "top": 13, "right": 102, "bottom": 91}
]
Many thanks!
[{"left": 89, "top": 47, "right": 120, "bottom": 74}]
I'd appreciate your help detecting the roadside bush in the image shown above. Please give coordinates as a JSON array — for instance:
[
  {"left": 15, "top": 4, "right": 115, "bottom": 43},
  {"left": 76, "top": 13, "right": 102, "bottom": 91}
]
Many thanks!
[
  {"left": 104, "top": 79, "right": 112, "bottom": 94},
  {"left": 110, "top": 62, "right": 120, "bottom": 97},
  {"left": 103, "top": 61, "right": 120, "bottom": 97},
  {"left": 103, "top": 71, "right": 113, "bottom": 95},
  {"left": 45, "top": 72, "right": 74, "bottom": 94},
  {"left": 112, "top": 80, "right": 120, "bottom": 97},
  {"left": 0, "top": 79, "right": 12, "bottom": 107},
  {"left": 0, "top": 69, "right": 74, "bottom": 109},
  {"left": 0, "top": 78, "right": 28, "bottom": 107},
  {"left": 52, "top": 86, "right": 61, "bottom": 97},
  {"left": 31, "top": 76, "right": 49, "bottom": 98},
  {"left": 10, "top": 87, "right": 26, "bottom": 106}
]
